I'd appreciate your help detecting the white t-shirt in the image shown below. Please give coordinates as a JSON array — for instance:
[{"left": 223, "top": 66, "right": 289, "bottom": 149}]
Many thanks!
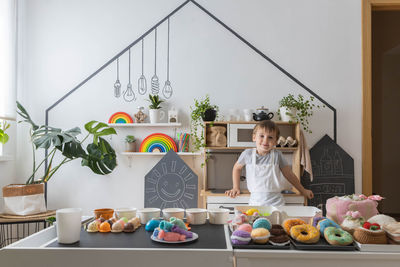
[{"left": 237, "top": 149, "right": 289, "bottom": 168}]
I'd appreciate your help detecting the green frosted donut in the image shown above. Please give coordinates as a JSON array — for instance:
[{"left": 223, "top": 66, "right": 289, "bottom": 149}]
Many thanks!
[{"left": 324, "top": 226, "right": 353, "bottom": 246}]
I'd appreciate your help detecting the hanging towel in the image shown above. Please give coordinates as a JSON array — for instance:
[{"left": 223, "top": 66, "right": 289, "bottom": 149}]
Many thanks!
[{"left": 293, "top": 130, "right": 313, "bottom": 181}]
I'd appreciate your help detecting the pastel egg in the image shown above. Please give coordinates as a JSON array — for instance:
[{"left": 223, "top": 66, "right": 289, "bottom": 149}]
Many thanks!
[{"left": 145, "top": 219, "right": 160, "bottom": 232}]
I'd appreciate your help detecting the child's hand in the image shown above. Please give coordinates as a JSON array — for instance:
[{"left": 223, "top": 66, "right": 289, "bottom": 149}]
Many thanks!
[
  {"left": 225, "top": 188, "right": 240, "bottom": 198},
  {"left": 303, "top": 189, "right": 314, "bottom": 199}
]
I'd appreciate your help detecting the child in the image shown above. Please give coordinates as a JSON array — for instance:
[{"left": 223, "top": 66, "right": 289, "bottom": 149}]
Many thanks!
[{"left": 225, "top": 120, "right": 313, "bottom": 206}]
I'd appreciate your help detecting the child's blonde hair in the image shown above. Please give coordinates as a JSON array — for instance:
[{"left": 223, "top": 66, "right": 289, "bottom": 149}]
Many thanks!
[{"left": 253, "top": 120, "right": 280, "bottom": 139}]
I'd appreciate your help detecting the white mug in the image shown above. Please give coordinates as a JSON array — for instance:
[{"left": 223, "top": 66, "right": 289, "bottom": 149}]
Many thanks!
[
  {"left": 56, "top": 208, "right": 82, "bottom": 244},
  {"left": 149, "top": 109, "right": 165, "bottom": 123},
  {"left": 243, "top": 109, "right": 253, "bottom": 121}
]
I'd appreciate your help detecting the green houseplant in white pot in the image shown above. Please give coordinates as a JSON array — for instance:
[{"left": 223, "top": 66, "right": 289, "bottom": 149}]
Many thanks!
[
  {"left": 2, "top": 101, "right": 118, "bottom": 216},
  {"left": 277, "top": 94, "right": 324, "bottom": 133},
  {"left": 125, "top": 135, "right": 136, "bottom": 152},
  {"left": 147, "top": 94, "right": 165, "bottom": 123}
]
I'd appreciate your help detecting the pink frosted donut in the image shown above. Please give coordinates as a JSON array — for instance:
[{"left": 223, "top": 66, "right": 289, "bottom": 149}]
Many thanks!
[{"left": 238, "top": 223, "right": 253, "bottom": 233}]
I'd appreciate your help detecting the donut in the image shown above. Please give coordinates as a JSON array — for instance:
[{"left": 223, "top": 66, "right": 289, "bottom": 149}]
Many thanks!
[
  {"left": 231, "top": 230, "right": 251, "bottom": 245},
  {"left": 282, "top": 218, "right": 306, "bottom": 234},
  {"left": 270, "top": 224, "right": 286, "bottom": 236},
  {"left": 290, "top": 224, "right": 320, "bottom": 244},
  {"left": 324, "top": 226, "right": 353, "bottom": 246},
  {"left": 253, "top": 218, "right": 271, "bottom": 230},
  {"left": 317, "top": 219, "right": 340, "bottom": 235},
  {"left": 251, "top": 228, "right": 270, "bottom": 244},
  {"left": 269, "top": 234, "right": 290, "bottom": 246},
  {"left": 312, "top": 216, "right": 326, "bottom": 227}
]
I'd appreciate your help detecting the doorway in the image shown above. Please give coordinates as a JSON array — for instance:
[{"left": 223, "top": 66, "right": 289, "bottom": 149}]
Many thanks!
[{"left": 363, "top": 0, "right": 400, "bottom": 215}]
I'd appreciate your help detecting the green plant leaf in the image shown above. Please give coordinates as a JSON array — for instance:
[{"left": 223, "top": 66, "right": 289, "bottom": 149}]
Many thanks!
[
  {"left": 84, "top": 121, "right": 116, "bottom": 145},
  {"left": 0, "top": 130, "right": 9, "bottom": 144},
  {"left": 81, "top": 137, "right": 117, "bottom": 175},
  {"left": 31, "top": 126, "right": 81, "bottom": 149},
  {"left": 16, "top": 101, "right": 39, "bottom": 130}
]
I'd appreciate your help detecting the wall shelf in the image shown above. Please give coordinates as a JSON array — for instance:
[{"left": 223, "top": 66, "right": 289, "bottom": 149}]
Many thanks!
[
  {"left": 120, "top": 152, "right": 202, "bottom": 167},
  {"left": 108, "top": 123, "right": 182, "bottom": 127}
]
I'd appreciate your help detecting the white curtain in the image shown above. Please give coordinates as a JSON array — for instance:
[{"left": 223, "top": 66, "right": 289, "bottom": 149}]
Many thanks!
[{"left": 0, "top": 0, "right": 17, "bottom": 121}]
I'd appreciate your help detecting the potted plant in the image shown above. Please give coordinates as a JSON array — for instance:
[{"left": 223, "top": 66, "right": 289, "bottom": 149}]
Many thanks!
[
  {"left": 277, "top": 94, "right": 324, "bottom": 133},
  {"left": 147, "top": 94, "right": 165, "bottom": 123},
  {"left": 125, "top": 135, "right": 136, "bottom": 152},
  {"left": 2, "top": 101, "right": 118, "bottom": 216},
  {"left": 190, "top": 95, "right": 219, "bottom": 152},
  {"left": 0, "top": 120, "right": 10, "bottom": 145}
]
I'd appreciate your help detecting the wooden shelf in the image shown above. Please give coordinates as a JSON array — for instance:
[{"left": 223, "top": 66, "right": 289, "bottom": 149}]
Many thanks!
[
  {"left": 108, "top": 123, "right": 182, "bottom": 127},
  {"left": 120, "top": 151, "right": 201, "bottom": 167},
  {"left": 200, "top": 190, "right": 302, "bottom": 197},
  {"left": 204, "top": 121, "right": 297, "bottom": 125},
  {"left": 205, "top": 147, "right": 298, "bottom": 152}
]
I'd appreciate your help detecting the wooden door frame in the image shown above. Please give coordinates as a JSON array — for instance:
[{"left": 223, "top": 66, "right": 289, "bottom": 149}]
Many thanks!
[{"left": 362, "top": 0, "right": 400, "bottom": 195}]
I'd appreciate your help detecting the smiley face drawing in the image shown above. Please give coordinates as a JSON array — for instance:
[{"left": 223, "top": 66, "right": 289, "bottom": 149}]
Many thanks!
[{"left": 145, "top": 151, "right": 198, "bottom": 209}]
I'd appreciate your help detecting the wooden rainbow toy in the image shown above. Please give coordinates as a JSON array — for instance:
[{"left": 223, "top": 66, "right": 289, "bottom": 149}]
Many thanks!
[
  {"left": 108, "top": 112, "right": 133, "bottom": 124},
  {"left": 139, "top": 133, "right": 177, "bottom": 152}
]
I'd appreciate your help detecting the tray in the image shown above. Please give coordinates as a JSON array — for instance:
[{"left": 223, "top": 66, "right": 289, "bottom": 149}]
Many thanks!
[
  {"left": 355, "top": 241, "right": 400, "bottom": 252},
  {"left": 232, "top": 241, "right": 290, "bottom": 250},
  {"left": 151, "top": 232, "right": 198, "bottom": 244},
  {"left": 291, "top": 237, "right": 356, "bottom": 251}
]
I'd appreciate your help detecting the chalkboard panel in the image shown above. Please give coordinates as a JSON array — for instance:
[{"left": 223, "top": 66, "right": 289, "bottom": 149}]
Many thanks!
[
  {"left": 144, "top": 150, "right": 198, "bottom": 209},
  {"left": 301, "top": 135, "right": 354, "bottom": 212}
]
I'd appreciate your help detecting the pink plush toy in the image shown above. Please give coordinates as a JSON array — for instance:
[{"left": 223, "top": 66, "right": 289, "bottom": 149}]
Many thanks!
[{"left": 164, "top": 232, "right": 186, "bottom": 242}]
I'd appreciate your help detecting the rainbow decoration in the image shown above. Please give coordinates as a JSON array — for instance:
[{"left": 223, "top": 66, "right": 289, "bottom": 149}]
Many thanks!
[
  {"left": 139, "top": 133, "right": 177, "bottom": 153},
  {"left": 108, "top": 112, "right": 133, "bottom": 124}
]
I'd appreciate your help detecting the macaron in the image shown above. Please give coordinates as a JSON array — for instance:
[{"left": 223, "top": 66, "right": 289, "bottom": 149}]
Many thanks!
[
  {"left": 251, "top": 228, "right": 270, "bottom": 244},
  {"left": 237, "top": 223, "right": 253, "bottom": 233},
  {"left": 253, "top": 218, "right": 271, "bottom": 230},
  {"left": 231, "top": 230, "right": 251, "bottom": 245}
]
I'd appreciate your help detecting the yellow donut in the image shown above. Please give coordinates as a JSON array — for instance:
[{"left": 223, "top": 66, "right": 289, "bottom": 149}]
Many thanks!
[
  {"left": 282, "top": 218, "right": 306, "bottom": 234},
  {"left": 290, "top": 224, "right": 320, "bottom": 244}
]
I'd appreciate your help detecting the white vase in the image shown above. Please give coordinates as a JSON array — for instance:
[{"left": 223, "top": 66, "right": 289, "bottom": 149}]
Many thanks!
[
  {"left": 149, "top": 109, "right": 165, "bottom": 123},
  {"left": 279, "top": 107, "right": 297, "bottom": 122},
  {"left": 125, "top": 142, "right": 136, "bottom": 152}
]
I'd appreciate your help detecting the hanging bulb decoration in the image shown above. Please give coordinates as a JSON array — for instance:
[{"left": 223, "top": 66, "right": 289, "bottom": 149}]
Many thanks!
[
  {"left": 162, "top": 18, "right": 173, "bottom": 99},
  {"left": 138, "top": 39, "right": 147, "bottom": 95},
  {"left": 114, "top": 58, "right": 121, "bottom": 98},
  {"left": 123, "top": 48, "right": 136, "bottom": 102},
  {"left": 151, "top": 28, "right": 160, "bottom": 95}
]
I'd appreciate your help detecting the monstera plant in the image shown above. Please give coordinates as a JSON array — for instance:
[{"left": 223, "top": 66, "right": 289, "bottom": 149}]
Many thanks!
[{"left": 17, "top": 101, "right": 118, "bottom": 184}]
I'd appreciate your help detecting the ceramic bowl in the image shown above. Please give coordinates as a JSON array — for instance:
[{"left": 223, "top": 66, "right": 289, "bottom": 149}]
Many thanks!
[
  {"left": 162, "top": 208, "right": 185, "bottom": 220},
  {"left": 208, "top": 208, "right": 230, "bottom": 224},
  {"left": 137, "top": 208, "right": 161, "bottom": 224},
  {"left": 94, "top": 208, "right": 114, "bottom": 220},
  {"left": 114, "top": 208, "right": 137, "bottom": 220},
  {"left": 185, "top": 208, "right": 208, "bottom": 225}
]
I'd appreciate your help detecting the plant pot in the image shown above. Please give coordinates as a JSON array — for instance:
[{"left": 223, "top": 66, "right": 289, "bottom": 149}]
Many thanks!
[
  {"left": 125, "top": 142, "right": 136, "bottom": 152},
  {"left": 202, "top": 108, "right": 217, "bottom": 121},
  {"left": 279, "top": 107, "right": 297, "bottom": 122},
  {"left": 2, "top": 183, "right": 47, "bottom": 215},
  {"left": 149, "top": 109, "right": 165, "bottom": 123}
]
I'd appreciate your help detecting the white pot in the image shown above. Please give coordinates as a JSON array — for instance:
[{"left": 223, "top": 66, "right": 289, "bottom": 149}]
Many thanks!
[
  {"left": 114, "top": 207, "right": 137, "bottom": 220},
  {"left": 56, "top": 208, "right": 82, "bottom": 244},
  {"left": 208, "top": 208, "right": 230, "bottom": 224},
  {"left": 125, "top": 142, "right": 136, "bottom": 152},
  {"left": 186, "top": 208, "right": 208, "bottom": 225},
  {"left": 137, "top": 208, "right": 161, "bottom": 224},
  {"left": 279, "top": 107, "right": 297, "bottom": 122},
  {"left": 162, "top": 208, "right": 185, "bottom": 220},
  {"left": 149, "top": 109, "right": 165, "bottom": 123}
]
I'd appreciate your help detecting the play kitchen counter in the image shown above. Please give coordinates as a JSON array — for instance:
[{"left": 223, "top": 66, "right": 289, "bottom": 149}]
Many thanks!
[{"left": 2, "top": 222, "right": 400, "bottom": 267}]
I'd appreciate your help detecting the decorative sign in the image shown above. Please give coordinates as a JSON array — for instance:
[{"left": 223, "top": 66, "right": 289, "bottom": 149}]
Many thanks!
[
  {"left": 144, "top": 150, "right": 198, "bottom": 209},
  {"left": 139, "top": 133, "right": 177, "bottom": 152},
  {"left": 301, "top": 135, "right": 354, "bottom": 212},
  {"left": 108, "top": 112, "right": 133, "bottom": 123}
]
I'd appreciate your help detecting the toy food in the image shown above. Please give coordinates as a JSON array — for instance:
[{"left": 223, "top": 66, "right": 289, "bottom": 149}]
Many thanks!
[
  {"left": 282, "top": 218, "right": 306, "bottom": 234},
  {"left": 99, "top": 222, "right": 111, "bottom": 233},
  {"left": 231, "top": 230, "right": 251, "bottom": 245},
  {"left": 269, "top": 224, "right": 285, "bottom": 236},
  {"left": 111, "top": 221, "right": 124, "bottom": 233},
  {"left": 171, "top": 225, "right": 193, "bottom": 238},
  {"left": 237, "top": 224, "right": 252, "bottom": 233},
  {"left": 290, "top": 224, "right": 320, "bottom": 244},
  {"left": 367, "top": 214, "right": 396, "bottom": 227},
  {"left": 383, "top": 222, "right": 400, "bottom": 243},
  {"left": 94, "top": 208, "right": 114, "bottom": 220},
  {"left": 116, "top": 219, "right": 126, "bottom": 228},
  {"left": 120, "top": 217, "right": 129, "bottom": 223},
  {"left": 312, "top": 216, "right": 326, "bottom": 227},
  {"left": 87, "top": 220, "right": 100, "bottom": 232},
  {"left": 251, "top": 228, "right": 270, "bottom": 244},
  {"left": 245, "top": 208, "right": 259, "bottom": 216},
  {"left": 129, "top": 217, "right": 141, "bottom": 230},
  {"left": 269, "top": 234, "right": 290, "bottom": 246},
  {"left": 106, "top": 219, "right": 114, "bottom": 227},
  {"left": 145, "top": 219, "right": 160, "bottom": 232},
  {"left": 164, "top": 232, "right": 186, "bottom": 242},
  {"left": 317, "top": 218, "right": 340, "bottom": 235},
  {"left": 170, "top": 217, "right": 187, "bottom": 230},
  {"left": 123, "top": 222, "right": 135, "bottom": 233},
  {"left": 353, "top": 222, "right": 387, "bottom": 244},
  {"left": 324, "top": 226, "right": 353, "bottom": 246},
  {"left": 159, "top": 220, "right": 173, "bottom": 231},
  {"left": 253, "top": 218, "right": 271, "bottom": 230},
  {"left": 341, "top": 211, "right": 364, "bottom": 234},
  {"left": 233, "top": 214, "right": 248, "bottom": 225}
]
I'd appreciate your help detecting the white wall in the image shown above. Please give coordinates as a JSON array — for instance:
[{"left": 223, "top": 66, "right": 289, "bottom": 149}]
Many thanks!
[{"left": 15, "top": 0, "right": 362, "bottom": 215}]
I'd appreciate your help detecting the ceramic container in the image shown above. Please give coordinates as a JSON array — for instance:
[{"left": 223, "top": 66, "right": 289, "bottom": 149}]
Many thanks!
[
  {"left": 94, "top": 208, "right": 114, "bottom": 220},
  {"left": 208, "top": 208, "right": 230, "bottom": 224},
  {"left": 162, "top": 208, "right": 185, "bottom": 220},
  {"left": 114, "top": 208, "right": 137, "bottom": 220},
  {"left": 137, "top": 208, "right": 161, "bottom": 224},
  {"left": 185, "top": 208, "right": 208, "bottom": 225},
  {"left": 56, "top": 208, "right": 82, "bottom": 244}
]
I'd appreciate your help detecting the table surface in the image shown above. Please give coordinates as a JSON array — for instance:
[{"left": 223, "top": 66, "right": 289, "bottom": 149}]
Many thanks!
[{"left": 47, "top": 222, "right": 227, "bottom": 249}]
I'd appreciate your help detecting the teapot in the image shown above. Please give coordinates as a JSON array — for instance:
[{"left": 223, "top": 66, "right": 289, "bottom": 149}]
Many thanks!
[{"left": 253, "top": 106, "right": 274, "bottom": 121}]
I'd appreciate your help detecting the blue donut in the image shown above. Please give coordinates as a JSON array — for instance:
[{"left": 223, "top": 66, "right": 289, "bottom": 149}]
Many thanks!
[
  {"left": 317, "top": 219, "right": 340, "bottom": 235},
  {"left": 252, "top": 218, "right": 271, "bottom": 230}
]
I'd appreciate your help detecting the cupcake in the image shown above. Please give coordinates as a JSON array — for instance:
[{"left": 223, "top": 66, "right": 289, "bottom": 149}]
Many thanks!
[
  {"left": 99, "top": 221, "right": 111, "bottom": 233},
  {"left": 353, "top": 222, "right": 387, "bottom": 244},
  {"left": 129, "top": 217, "right": 141, "bottom": 230},
  {"left": 231, "top": 230, "right": 251, "bottom": 245},
  {"left": 87, "top": 220, "right": 100, "bottom": 232},
  {"left": 251, "top": 228, "right": 270, "bottom": 244},
  {"left": 123, "top": 222, "right": 135, "bottom": 233},
  {"left": 341, "top": 211, "right": 365, "bottom": 234},
  {"left": 111, "top": 221, "right": 124, "bottom": 233}
]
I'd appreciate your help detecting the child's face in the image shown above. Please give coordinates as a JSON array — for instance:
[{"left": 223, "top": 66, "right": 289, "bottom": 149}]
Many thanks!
[{"left": 252, "top": 128, "right": 277, "bottom": 154}]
